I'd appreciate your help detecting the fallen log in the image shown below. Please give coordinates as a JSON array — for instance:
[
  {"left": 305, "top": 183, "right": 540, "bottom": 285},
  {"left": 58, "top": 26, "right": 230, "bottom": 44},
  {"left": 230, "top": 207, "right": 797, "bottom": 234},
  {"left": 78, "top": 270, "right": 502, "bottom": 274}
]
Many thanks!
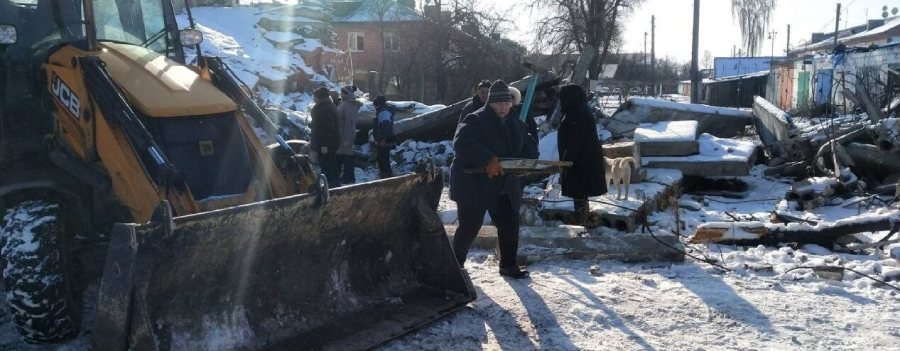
[
  {"left": 845, "top": 143, "right": 900, "bottom": 175},
  {"left": 690, "top": 210, "right": 900, "bottom": 246},
  {"left": 392, "top": 75, "right": 554, "bottom": 141}
]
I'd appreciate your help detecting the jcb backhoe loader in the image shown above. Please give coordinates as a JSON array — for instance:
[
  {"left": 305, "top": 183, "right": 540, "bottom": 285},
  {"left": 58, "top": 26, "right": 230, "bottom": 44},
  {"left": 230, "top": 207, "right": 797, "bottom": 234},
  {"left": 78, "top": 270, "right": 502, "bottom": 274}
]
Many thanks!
[{"left": 0, "top": 1, "right": 474, "bottom": 349}]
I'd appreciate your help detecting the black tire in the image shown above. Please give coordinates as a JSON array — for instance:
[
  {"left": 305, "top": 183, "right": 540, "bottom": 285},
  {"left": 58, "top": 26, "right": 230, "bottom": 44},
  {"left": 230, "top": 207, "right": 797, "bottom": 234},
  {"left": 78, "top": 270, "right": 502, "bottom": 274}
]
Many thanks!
[{"left": 1, "top": 200, "right": 79, "bottom": 343}]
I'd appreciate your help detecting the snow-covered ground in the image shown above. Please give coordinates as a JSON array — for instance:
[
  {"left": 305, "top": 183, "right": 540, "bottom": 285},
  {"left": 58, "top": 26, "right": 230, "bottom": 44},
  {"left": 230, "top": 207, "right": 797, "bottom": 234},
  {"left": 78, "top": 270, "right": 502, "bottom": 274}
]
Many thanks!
[
  {"left": 378, "top": 165, "right": 900, "bottom": 350},
  {"left": 380, "top": 247, "right": 899, "bottom": 350}
]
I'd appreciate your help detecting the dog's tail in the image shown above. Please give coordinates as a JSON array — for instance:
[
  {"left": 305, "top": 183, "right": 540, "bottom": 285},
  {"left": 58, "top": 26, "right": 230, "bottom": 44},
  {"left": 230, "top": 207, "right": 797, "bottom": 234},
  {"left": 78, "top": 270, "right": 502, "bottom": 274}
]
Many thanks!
[{"left": 620, "top": 157, "right": 637, "bottom": 170}]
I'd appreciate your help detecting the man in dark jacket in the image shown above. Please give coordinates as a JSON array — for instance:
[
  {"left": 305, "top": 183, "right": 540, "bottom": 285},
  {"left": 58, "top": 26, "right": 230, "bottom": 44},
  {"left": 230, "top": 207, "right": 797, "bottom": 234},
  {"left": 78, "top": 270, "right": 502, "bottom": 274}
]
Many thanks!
[
  {"left": 310, "top": 87, "right": 341, "bottom": 187},
  {"left": 458, "top": 80, "right": 492, "bottom": 124},
  {"left": 557, "top": 84, "right": 606, "bottom": 222},
  {"left": 372, "top": 95, "right": 395, "bottom": 178},
  {"left": 450, "top": 80, "right": 539, "bottom": 279}
]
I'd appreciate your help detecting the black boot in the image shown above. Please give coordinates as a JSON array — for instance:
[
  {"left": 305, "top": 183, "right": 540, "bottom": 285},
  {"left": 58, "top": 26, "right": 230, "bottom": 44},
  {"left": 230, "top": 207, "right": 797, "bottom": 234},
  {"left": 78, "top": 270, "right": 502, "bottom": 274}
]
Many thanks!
[{"left": 499, "top": 265, "right": 529, "bottom": 279}]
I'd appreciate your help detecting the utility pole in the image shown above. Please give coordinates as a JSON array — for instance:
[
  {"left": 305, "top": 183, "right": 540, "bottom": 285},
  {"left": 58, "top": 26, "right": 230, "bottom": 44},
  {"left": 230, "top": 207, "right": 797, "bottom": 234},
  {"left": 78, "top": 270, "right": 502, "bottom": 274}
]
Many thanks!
[
  {"left": 834, "top": 3, "right": 841, "bottom": 49},
  {"left": 769, "top": 31, "right": 777, "bottom": 59},
  {"left": 691, "top": 0, "right": 700, "bottom": 103},
  {"left": 768, "top": 30, "right": 777, "bottom": 74},
  {"left": 786, "top": 24, "right": 791, "bottom": 55},
  {"left": 644, "top": 32, "right": 648, "bottom": 65},
  {"left": 651, "top": 15, "right": 656, "bottom": 96}
]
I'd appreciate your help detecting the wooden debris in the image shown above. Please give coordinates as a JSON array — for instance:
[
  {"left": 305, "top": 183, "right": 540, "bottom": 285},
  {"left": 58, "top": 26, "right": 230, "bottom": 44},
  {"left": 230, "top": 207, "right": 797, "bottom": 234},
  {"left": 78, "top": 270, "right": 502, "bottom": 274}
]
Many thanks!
[{"left": 690, "top": 210, "right": 900, "bottom": 246}]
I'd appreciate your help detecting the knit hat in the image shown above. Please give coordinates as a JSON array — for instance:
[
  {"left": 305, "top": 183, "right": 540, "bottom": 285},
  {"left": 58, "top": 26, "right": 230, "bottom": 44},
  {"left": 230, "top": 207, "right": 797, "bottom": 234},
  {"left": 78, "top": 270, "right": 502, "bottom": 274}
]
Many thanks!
[
  {"left": 486, "top": 80, "right": 512, "bottom": 104},
  {"left": 340, "top": 85, "right": 356, "bottom": 95},
  {"left": 373, "top": 95, "right": 387, "bottom": 107},
  {"left": 313, "top": 87, "right": 330, "bottom": 100}
]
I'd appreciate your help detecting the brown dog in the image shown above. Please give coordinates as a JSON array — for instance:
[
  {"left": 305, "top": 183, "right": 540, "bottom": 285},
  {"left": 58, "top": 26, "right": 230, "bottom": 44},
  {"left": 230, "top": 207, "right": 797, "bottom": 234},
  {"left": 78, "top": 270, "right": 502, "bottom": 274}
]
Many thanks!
[{"left": 604, "top": 157, "right": 636, "bottom": 200}]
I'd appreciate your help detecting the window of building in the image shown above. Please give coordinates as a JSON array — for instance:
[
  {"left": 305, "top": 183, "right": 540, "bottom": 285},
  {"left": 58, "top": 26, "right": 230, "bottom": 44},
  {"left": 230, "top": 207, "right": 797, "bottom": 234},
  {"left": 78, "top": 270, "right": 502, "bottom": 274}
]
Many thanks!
[
  {"left": 348, "top": 32, "right": 365, "bottom": 52},
  {"left": 385, "top": 33, "right": 400, "bottom": 52}
]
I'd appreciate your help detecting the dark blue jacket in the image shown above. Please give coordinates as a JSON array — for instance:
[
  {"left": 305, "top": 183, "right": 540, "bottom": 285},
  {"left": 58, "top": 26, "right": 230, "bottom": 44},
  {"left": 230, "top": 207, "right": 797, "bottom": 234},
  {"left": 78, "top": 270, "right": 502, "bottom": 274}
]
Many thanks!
[{"left": 450, "top": 106, "right": 539, "bottom": 211}]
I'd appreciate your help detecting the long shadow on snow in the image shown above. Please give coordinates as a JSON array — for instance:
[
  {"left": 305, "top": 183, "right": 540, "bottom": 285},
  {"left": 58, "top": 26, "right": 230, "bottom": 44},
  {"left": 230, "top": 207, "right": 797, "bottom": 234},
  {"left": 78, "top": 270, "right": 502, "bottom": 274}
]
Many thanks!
[
  {"left": 469, "top": 285, "right": 543, "bottom": 351},
  {"left": 671, "top": 266, "right": 776, "bottom": 335},
  {"left": 555, "top": 275, "right": 658, "bottom": 351},
  {"left": 505, "top": 279, "right": 581, "bottom": 351}
]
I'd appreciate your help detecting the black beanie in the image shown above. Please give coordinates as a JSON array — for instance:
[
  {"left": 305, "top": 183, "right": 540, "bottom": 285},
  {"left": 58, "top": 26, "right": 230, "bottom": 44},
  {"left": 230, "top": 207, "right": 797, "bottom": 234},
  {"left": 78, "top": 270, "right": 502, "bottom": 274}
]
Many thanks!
[
  {"left": 314, "top": 87, "right": 330, "bottom": 100},
  {"left": 486, "top": 80, "right": 512, "bottom": 104},
  {"left": 373, "top": 95, "right": 387, "bottom": 107}
]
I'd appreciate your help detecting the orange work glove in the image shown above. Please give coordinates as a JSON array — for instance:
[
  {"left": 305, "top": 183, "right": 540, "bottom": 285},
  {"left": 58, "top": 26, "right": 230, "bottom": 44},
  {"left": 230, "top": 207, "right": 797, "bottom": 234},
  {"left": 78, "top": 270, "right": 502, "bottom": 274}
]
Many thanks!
[{"left": 485, "top": 156, "right": 504, "bottom": 178}]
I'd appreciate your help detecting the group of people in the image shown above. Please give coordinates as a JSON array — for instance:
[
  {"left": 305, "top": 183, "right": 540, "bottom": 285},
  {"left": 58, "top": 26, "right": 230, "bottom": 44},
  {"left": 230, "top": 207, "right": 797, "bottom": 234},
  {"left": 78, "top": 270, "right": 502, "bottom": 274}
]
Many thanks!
[
  {"left": 309, "top": 86, "right": 395, "bottom": 188},
  {"left": 309, "top": 78, "right": 606, "bottom": 280},
  {"left": 451, "top": 79, "right": 606, "bottom": 279}
]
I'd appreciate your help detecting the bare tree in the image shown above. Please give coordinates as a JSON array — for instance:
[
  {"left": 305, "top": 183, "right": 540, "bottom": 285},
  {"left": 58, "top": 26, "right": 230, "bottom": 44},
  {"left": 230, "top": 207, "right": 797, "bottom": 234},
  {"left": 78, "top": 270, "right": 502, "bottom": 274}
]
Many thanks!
[
  {"left": 702, "top": 50, "right": 713, "bottom": 70},
  {"left": 731, "top": 0, "right": 776, "bottom": 56},
  {"left": 527, "top": 0, "right": 642, "bottom": 81},
  {"left": 368, "top": 0, "right": 525, "bottom": 103},
  {"left": 371, "top": 0, "right": 396, "bottom": 92}
]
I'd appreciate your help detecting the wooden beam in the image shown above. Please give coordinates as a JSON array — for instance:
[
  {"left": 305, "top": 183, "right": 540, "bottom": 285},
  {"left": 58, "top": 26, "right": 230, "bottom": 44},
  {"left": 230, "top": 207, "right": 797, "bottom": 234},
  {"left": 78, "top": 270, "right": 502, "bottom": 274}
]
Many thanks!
[{"left": 691, "top": 210, "right": 900, "bottom": 246}]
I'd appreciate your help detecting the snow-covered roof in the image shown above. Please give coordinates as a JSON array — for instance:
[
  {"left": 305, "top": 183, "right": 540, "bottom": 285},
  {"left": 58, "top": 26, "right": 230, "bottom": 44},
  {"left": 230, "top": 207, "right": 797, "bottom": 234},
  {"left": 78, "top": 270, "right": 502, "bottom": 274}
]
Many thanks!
[
  {"left": 333, "top": 0, "right": 423, "bottom": 23},
  {"left": 709, "top": 70, "right": 769, "bottom": 83},
  {"left": 794, "top": 16, "right": 900, "bottom": 53}
]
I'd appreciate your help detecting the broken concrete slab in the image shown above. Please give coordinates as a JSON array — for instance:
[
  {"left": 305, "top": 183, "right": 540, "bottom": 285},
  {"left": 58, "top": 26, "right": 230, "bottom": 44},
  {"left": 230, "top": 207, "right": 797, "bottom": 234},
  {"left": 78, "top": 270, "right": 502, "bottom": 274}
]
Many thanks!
[
  {"left": 634, "top": 121, "right": 699, "bottom": 156},
  {"left": 540, "top": 168, "right": 683, "bottom": 232},
  {"left": 752, "top": 96, "right": 799, "bottom": 160},
  {"left": 642, "top": 134, "right": 757, "bottom": 176},
  {"left": 445, "top": 225, "right": 685, "bottom": 263},
  {"left": 605, "top": 97, "right": 752, "bottom": 139}
]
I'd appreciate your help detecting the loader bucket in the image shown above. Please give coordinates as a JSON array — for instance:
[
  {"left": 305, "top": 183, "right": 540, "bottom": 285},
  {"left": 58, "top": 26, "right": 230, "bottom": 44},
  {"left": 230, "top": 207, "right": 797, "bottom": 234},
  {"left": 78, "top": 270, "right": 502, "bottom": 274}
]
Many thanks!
[{"left": 92, "top": 172, "right": 475, "bottom": 350}]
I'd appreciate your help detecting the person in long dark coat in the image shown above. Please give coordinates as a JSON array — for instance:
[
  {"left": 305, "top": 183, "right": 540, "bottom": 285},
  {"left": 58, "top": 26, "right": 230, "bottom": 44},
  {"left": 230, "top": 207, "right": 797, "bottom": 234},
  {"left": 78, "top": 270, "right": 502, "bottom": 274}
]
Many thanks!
[
  {"left": 451, "top": 80, "right": 539, "bottom": 279},
  {"left": 310, "top": 87, "right": 341, "bottom": 187},
  {"left": 557, "top": 84, "right": 606, "bottom": 222}
]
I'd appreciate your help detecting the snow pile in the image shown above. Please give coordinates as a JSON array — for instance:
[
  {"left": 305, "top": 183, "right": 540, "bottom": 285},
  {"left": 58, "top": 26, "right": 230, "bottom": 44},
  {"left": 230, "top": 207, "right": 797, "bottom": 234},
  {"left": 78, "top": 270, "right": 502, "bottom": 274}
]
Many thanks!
[
  {"left": 178, "top": 7, "right": 334, "bottom": 89},
  {"left": 633, "top": 120, "right": 698, "bottom": 142},
  {"left": 391, "top": 139, "right": 454, "bottom": 175}
]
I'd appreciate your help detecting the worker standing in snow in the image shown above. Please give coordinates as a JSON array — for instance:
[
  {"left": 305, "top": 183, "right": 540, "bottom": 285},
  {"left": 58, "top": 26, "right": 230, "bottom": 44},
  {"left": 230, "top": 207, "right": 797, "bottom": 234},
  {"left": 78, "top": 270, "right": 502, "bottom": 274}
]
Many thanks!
[
  {"left": 336, "top": 86, "right": 361, "bottom": 185},
  {"left": 372, "top": 96, "right": 396, "bottom": 178},
  {"left": 458, "top": 80, "right": 492, "bottom": 124},
  {"left": 310, "top": 87, "right": 341, "bottom": 187},
  {"left": 557, "top": 84, "right": 606, "bottom": 223},
  {"left": 450, "top": 80, "right": 539, "bottom": 279}
]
